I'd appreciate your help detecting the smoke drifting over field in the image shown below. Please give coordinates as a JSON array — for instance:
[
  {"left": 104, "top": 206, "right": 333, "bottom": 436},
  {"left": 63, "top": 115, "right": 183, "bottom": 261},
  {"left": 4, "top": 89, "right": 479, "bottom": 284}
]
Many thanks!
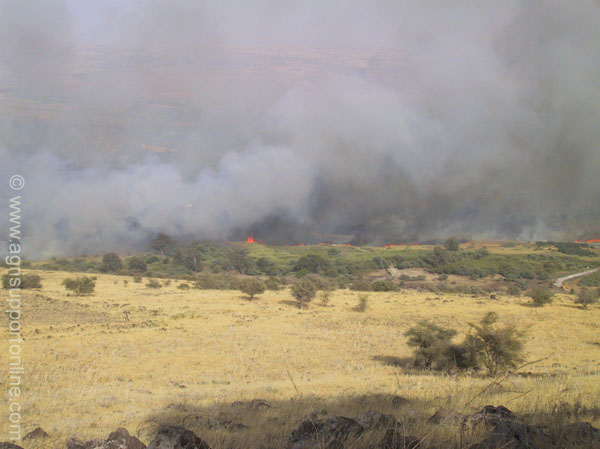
[{"left": 1, "top": 0, "right": 600, "bottom": 256}]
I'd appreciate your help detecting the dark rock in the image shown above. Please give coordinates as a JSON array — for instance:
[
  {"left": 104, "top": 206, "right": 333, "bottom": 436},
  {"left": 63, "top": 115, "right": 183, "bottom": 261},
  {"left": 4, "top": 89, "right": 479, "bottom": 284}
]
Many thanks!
[
  {"left": 83, "top": 438, "right": 107, "bottom": 448},
  {"left": 379, "top": 429, "right": 420, "bottom": 449},
  {"left": 391, "top": 396, "right": 409, "bottom": 407},
  {"left": 66, "top": 437, "right": 86, "bottom": 449},
  {"left": 482, "top": 419, "right": 554, "bottom": 449},
  {"left": 107, "top": 428, "right": 147, "bottom": 449},
  {"left": 289, "top": 416, "right": 364, "bottom": 449},
  {"left": 357, "top": 411, "right": 398, "bottom": 430},
  {"left": 147, "top": 426, "right": 211, "bottom": 449},
  {"left": 463, "top": 406, "right": 554, "bottom": 449},
  {"left": 427, "top": 408, "right": 465, "bottom": 424},
  {"left": 23, "top": 427, "right": 50, "bottom": 440},
  {"left": 0, "top": 443, "right": 24, "bottom": 449},
  {"left": 463, "top": 405, "right": 517, "bottom": 429},
  {"left": 557, "top": 422, "right": 600, "bottom": 447}
]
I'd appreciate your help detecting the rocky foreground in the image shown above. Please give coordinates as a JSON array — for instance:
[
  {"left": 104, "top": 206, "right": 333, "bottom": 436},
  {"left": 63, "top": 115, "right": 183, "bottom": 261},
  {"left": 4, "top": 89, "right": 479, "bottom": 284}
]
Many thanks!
[{"left": 2, "top": 405, "right": 599, "bottom": 449}]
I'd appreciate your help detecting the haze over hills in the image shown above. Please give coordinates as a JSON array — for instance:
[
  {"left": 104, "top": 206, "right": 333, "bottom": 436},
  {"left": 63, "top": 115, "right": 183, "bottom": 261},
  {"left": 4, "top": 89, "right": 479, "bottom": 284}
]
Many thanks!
[{"left": 1, "top": 0, "right": 600, "bottom": 257}]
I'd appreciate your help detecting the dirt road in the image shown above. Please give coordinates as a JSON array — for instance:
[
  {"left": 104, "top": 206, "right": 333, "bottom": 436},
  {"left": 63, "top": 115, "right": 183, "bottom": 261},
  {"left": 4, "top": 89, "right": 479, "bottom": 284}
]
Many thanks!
[{"left": 554, "top": 267, "right": 600, "bottom": 288}]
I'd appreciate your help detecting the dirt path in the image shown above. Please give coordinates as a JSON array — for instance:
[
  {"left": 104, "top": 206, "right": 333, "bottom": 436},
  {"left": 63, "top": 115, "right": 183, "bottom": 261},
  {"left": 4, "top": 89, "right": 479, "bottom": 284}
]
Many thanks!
[{"left": 554, "top": 267, "right": 600, "bottom": 288}]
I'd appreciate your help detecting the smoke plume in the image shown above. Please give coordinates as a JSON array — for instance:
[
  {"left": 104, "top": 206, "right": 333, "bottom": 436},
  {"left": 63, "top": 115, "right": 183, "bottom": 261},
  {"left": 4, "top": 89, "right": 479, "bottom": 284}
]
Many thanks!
[{"left": 1, "top": 0, "right": 600, "bottom": 257}]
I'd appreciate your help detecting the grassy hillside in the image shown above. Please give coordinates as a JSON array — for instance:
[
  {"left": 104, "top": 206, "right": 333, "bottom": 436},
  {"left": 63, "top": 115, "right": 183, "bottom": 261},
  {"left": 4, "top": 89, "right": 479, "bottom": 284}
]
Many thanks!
[{"left": 1, "top": 268, "right": 599, "bottom": 448}]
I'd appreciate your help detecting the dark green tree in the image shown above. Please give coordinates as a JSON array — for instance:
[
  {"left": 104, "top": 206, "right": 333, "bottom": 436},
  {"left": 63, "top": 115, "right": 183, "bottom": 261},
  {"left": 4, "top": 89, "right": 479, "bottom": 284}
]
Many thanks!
[
  {"left": 101, "top": 252, "right": 122, "bottom": 272},
  {"left": 151, "top": 233, "right": 174, "bottom": 255},
  {"left": 444, "top": 237, "right": 459, "bottom": 252},
  {"left": 228, "top": 247, "right": 253, "bottom": 274},
  {"left": 527, "top": 288, "right": 554, "bottom": 307},
  {"left": 127, "top": 256, "right": 147, "bottom": 273},
  {"left": 239, "top": 279, "right": 266, "bottom": 300},
  {"left": 575, "top": 287, "right": 599, "bottom": 309}
]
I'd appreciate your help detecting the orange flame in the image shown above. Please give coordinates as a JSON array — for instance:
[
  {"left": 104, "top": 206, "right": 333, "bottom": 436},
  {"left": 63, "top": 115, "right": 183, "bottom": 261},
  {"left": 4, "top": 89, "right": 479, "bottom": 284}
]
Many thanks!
[{"left": 246, "top": 235, "right": 255, "bottom": 243}]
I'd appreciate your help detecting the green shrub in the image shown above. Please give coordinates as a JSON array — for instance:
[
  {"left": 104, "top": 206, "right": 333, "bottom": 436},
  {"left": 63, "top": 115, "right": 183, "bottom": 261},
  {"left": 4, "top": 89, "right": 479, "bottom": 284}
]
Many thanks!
[
  {"left": 349, "top": 278, "right": 373, "bottom": 291},
  {"left": 265, "top": 277, "right": 282, "bottom": 291},
  {"left": 2, "top": 274, "right": 42, "bottom": 289},
  {"left": 352, "top": 294, "right": 369, "bottom": 312},
  {"left": 239, "top": 278, "right": 266, "bottom": 300},
  {"left": 193, "top": 273, "right": 236, "bottom": 290},
  {"left": 553, "top": 242, "right": 595, "bottom": 257},
  {"left": 101, "top": 252, "right": 122, "bottom": 272},
  {"left": 127, "top": 256, "right": 147, "bottom": 273},
  {"left": 465, "top": 312, "right": 525, "bottom": 375},
  {"left": 146, "top": 279, "right": 162, "bottom": 289},
  {"left": 371, "top": 279, "right": 399, "bottom": 291},
  {"left": 527, "top": 288, "right": 554, "bottom": 307},
  {"left": 62, "top": 277, "right": 95, "bottom": 295},
  {"left": 579, "top": 272, "right": 600, "bottom": 287},
  {"left": 371, "top": 256, "right": 388, "bottom": 269},
  {"left": 177, "top": 283, "right": 190, "bottom": 290},
  {"left": 291, "top": 278, "right": 317, "bottom": 308},
  {"left": 319, "top": 290, "right": 332, "bottom": 307},
  {"left": 405, "top": 321, "right": 476, "bottom": 371},
  {"left": 574, "top": 287, "right": 599, "bottom": 309},
  {"left": 146, "top": 255, "right": 159, "bottom": 264},
  {"left": 133, "top": 275, "right": 143, "bottom": 283},
  {"left": 293, "top": 255, "right": 332, "bottom": 275}
]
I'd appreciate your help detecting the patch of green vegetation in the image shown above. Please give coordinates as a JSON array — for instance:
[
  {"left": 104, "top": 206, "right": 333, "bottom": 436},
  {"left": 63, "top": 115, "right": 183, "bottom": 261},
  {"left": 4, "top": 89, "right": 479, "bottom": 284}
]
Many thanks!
[
  {"left": 31, "top": 238, "right": 598, "bottom": 289},
  {"left": 579, "top": 272, "right": 600, "bottom": 287}
]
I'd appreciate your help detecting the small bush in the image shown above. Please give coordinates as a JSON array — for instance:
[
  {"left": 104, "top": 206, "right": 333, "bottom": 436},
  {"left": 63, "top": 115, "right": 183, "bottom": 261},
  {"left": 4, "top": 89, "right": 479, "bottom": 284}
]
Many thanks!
[
  {"left": 265, "top": 277, "right": 282, "bottom": 291},
  {"left": 133, "top": 275, "right": 143, "bottom": 283},
  {"left": 574, "top": 287, "right": 599, "bottom": 309},
  {"left": 371, "top": 279, "right": 399, "bottom": 291},
  {"left": 146, "top": 279, "right": 162, "bottom": 289},
  {"left": 291, "top": 278, "right": 317, "bottom": 308},
  {"left": 2, "top": 274, "right": 42, "bottom": 289},
  {"left": 239, "top": 278, "right": 266, "bottom": 300},
  {"left": 127, "top": 256, "right": 147, "bottom": 273},
  {"left": 352, "top": 294, "right": 369, "bottom": 312},
  {"left": 123, "top": 280, "right": 128, "bottom": 287},
  {"left": 349, "top": 278, "right": 373, "bottom": 291},
  {"left": 177, "top": 283, "right": 190, "bottom": 290},
  {"left": 527, "top": 288, "right": 554, "bottom": 307},
  {"left": 319, "top": 291, "right": 332, "bottom": 307},
  {"left": 465, "top": 312, "right": 525, "bottom": 375},
  {"left": 62, "top": 277, "right": 95, "bottom": 296},
  {"left": 405, "top": 321, "right": 476, "bottom": 371}
]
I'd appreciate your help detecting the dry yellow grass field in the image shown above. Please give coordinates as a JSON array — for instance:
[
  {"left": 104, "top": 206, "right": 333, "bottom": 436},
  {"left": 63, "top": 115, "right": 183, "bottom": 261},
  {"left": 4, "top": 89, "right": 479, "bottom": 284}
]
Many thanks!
[{"left": 2, "top": 269, "right": 600, "bottom": 448}]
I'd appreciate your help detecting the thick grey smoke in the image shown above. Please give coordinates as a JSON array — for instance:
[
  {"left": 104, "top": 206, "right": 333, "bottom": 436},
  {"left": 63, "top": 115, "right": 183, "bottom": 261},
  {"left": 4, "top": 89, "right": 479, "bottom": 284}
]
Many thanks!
[{"left": 1, "top": 0, "right": 599, "bottom": 257}]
